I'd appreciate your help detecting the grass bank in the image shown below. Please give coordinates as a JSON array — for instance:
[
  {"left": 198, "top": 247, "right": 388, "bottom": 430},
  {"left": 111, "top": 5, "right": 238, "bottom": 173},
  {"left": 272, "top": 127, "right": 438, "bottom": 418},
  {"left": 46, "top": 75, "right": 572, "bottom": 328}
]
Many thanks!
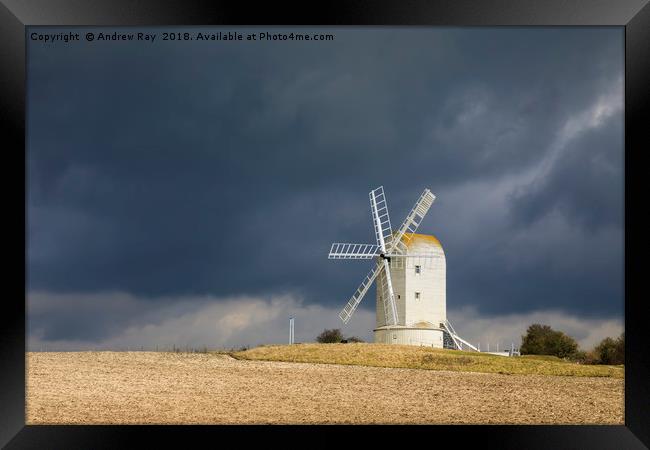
[{"left": 233, "top": 343, "right": 623, "bottom": 378}]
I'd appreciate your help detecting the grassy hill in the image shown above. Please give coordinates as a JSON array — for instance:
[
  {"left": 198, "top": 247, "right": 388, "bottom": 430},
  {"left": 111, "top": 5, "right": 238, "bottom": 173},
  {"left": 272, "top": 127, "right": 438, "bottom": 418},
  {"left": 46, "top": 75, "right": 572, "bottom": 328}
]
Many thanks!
[{"left": 232, "top": 343, "right": 623, "bottom": 378}]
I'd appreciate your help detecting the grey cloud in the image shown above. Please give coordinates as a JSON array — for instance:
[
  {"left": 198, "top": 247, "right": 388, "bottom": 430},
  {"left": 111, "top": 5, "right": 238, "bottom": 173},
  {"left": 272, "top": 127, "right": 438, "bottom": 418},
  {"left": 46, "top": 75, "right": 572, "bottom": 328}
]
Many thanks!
[
  {"left": 28, "top": 291, "right": 377, "bottom": 350},
  {"left": 509, "top": 107, "right": 624, "bottom": 232},
  {"left": 28, "top": 290, "right": 621, "bottom": 352}
]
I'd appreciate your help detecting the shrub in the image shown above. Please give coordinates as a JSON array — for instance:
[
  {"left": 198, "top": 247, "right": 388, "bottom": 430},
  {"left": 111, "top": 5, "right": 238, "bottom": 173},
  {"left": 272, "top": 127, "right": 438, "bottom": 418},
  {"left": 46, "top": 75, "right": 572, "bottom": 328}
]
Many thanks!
[
  {"left": 584, "top": 350, "right": 602, "bottom": 365},
  {"left": 345, "top": 336, "right": 365, "bottom": 343},
  {"left": 595, "top": 333, "right": 624, "bottom": 365},
  {"left": 316, "top": 328, "right": 344, "bottom": 343},
  {"left": 570, "top": 350, "right": 600, "bottom": 365},
  {"left": 569, "top": 350, "right": 587, "bottom": 363},
  {"left": 520, "top": 323, "right": 579, "bottom": 359}
]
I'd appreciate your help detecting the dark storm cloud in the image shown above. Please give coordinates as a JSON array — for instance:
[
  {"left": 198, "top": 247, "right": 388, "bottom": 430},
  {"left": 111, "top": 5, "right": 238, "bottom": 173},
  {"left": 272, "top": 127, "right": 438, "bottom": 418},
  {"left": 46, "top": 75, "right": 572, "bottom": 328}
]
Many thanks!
[
  {"left": 510, "top": 111, "right": 624, "bottom": 232},
  {"left": 27, "top": 27, "right": 624, "bottom": 343}
]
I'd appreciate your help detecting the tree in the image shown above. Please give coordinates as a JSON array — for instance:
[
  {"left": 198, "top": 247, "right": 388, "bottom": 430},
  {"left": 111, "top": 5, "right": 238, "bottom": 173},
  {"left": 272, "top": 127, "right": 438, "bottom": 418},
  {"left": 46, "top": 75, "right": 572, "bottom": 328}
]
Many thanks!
[
  {"left": 520, "top": 323, "right": 579, "bottom": 359},
  {"left": 594, "top": 333, "right": 624, "bottom": 365},
  {"left": 547, "top": 331, "right": 579, "bottom": 359},
  {"left": 520, "top": 324, "right": 553, "bottom": 355},
  {"left": 345, "top": 336, "right": 365, "bottom": 343},
  {"left": 616, "top": 333, "right": 625, "bottom": 364},
  {"left": 316, "top": 328, "right": 343, "bottom": 343}
]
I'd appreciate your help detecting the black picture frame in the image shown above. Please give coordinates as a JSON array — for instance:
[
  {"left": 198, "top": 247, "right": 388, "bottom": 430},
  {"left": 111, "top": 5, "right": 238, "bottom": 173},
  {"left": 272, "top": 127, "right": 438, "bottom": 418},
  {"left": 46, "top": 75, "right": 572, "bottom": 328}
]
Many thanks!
[{"left": 2, "top": 1, "right": 648, "bottom": 448}]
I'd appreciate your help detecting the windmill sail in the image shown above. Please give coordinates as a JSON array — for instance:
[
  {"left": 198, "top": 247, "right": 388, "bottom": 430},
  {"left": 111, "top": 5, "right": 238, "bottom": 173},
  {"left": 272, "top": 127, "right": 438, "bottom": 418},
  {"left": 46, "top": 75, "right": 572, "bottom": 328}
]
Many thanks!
[
  {"left": 368, "top": 186, "right": 399, "bottom": 324},
  {"left": 338, "top": 261, "right": 383, "bottom": 323},
  {"left": 369, "top": 186, "right": 393, "bottom": 252},
  {"left": 328, "top": 243, "right": 381, "bottom": 259},
  {"left": 388, "top": 189, "right": 436, "bottom": 255},
  {"left": 332, "top": 186, "right": 433, "bottom": 326}
]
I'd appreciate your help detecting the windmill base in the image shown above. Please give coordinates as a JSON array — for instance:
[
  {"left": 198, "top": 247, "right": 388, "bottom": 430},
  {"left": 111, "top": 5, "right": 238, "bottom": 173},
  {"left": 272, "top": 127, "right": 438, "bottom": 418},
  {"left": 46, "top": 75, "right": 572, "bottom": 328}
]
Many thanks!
[{"left": 373, "top": 327, "right": 444, "bottom": 348}]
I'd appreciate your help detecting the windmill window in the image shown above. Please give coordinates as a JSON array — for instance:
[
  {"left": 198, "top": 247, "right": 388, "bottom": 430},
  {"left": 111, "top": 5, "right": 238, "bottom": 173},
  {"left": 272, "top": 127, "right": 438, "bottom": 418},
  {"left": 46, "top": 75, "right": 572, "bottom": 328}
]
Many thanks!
[
  {"left": 415, "top": 292, "right": 421, "bottom": 300},
  {"left": 415, "top": 265, "right": 421, "bottom": 274}
]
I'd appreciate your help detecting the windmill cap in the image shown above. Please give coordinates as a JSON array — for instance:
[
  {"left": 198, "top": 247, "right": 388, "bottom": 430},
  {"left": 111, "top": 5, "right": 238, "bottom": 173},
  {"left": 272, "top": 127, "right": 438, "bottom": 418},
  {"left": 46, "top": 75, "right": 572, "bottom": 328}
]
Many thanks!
[{"left": 396, "top": 232, "right": 442, "bottom": 247}]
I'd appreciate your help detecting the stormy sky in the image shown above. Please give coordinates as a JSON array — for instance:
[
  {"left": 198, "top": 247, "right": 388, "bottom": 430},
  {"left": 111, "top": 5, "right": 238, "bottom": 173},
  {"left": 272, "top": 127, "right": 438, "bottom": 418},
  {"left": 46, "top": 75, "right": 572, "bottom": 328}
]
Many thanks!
[{"left": 27, "top": 27, "right": 624, "bottom": 350}]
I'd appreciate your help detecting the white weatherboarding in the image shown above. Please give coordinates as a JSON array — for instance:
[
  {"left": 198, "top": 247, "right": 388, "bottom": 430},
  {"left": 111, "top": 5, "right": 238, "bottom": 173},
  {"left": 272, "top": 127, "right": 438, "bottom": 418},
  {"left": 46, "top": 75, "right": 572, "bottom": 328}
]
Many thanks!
[{"left": 328, "top": 186, "right": 477, "bottom": 350}]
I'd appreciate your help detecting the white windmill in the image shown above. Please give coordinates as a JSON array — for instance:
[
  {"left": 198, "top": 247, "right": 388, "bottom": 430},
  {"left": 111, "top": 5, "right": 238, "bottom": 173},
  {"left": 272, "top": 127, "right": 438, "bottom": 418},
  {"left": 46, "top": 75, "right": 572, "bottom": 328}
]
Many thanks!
[{"left": 328, "top": 186, "right": 477, "bottom": 350}]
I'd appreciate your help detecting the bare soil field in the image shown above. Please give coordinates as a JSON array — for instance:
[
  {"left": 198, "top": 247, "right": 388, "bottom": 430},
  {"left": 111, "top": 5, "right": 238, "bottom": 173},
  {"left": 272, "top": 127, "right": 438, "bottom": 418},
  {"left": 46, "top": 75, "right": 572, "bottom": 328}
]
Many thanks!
[{"left": 27, "top": 351, "right": 623, "bottom": 424}]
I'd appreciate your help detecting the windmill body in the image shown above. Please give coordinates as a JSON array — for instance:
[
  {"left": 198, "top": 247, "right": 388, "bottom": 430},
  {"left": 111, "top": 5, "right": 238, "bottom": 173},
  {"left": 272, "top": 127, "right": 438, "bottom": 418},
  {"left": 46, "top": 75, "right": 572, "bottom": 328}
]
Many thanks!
[
  {"left": 328, "top": 186, "right": 477, "bottom": 351},
  {"left": 374, "top": 233, "right": 447, "bottom": 346}
]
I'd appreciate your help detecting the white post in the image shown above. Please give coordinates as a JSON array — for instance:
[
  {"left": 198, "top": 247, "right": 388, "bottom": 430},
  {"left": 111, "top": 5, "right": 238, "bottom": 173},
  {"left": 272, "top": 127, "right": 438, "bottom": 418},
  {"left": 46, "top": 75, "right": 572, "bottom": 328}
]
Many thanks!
[
  {"left": 487, "top": 342, "right": 490, "bottom": 352},
  {"left": 289, "top": 317, "right": 294, "bottom": 345},
  {"left": 497, "top": 342, "right": 499, "bottom": 352}
]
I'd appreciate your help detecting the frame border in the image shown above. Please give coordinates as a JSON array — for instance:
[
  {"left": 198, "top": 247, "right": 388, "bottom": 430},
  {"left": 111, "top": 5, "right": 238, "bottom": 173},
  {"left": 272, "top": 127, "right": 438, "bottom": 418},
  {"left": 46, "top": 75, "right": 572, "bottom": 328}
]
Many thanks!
[{"left": 2, "top": 1, "right": 648, "bottom": 448}]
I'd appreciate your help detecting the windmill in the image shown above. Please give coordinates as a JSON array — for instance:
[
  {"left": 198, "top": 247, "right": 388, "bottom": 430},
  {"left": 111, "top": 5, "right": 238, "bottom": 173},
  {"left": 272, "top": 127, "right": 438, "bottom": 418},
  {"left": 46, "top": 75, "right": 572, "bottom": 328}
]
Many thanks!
[{"left": 328, "top": 186, "right": 477, "bottom": 350}]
